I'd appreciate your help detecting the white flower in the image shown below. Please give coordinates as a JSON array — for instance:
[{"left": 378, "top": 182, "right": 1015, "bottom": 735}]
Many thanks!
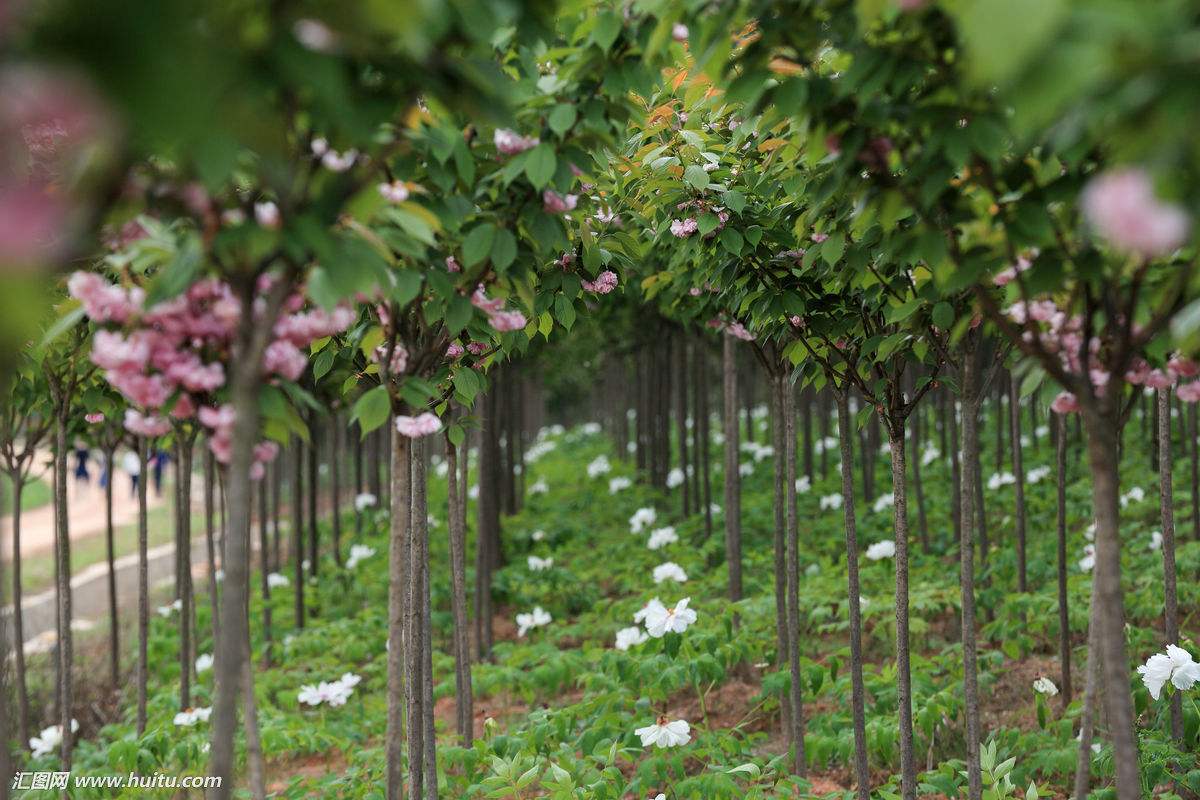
[
  {"left": 529, "top": 477, "right": 549, "bottom": 495},
  {"left": 1120, "top": 486, "right": 1146, "bottom": 507},
  {"left": 157, "top": 598, "right": 183, "bottom": 617},
  {"left": 1149, "top": 530, "right": 1163, "bottom": 551},
  {"left": 531, "top": 529, "right": 546, "bottom": 542},
  {"left": 1026, "top": 465, "right": 1051, "bottom": 484},
  {"left": 872, "top": 493, "right": 895, "bottom": 514},
  {"left": 795, "top": 475, "right": 811, "bottom": 494},
  {"left": 921, "top": 447, "right": 940, "bottom": 466},
  {"left": 609, "top": 476, "right": 633, "bottom": 494},
  {"left": 298, "top": 673, "right": 359, "bottom": 708},
  {"left": 987, "top": 472, "right": 1016, "bottom": 491},
  {"left": 267, "top": 572, "right": 289, "bottom": 589},
  {"left": 647, "top": 527, "right": 679, "bottom": 550},
  {"left": 174, "top": 706, "right": 212, "bottom": 727},
  {"left": 1138, "top": 645, "right": 1200, "bottom": 700},
  {"left": 738, "top": 462, "right": 754, "bottom": 477},
  {"left": 642, "top": 598, "right": 697, "bottom": 637},
  {"left": 527, "top": 555, "right": 554, "bottom": 572},
  {"left": 614, "top": 626, "right": 648, "bottom": 651},
  {"left": 709, "top": 503, "right": 722, "bottom": 516},
  {"left": 516, "top": 606, "right": 552, "bottom": 637},
  {"left": 346, "top": 544, "right": 376, "bottom": 570},
  {"left": 630, "top": 507, "right": 658, "bottom": 534},
  {"left": 666, "top": 468, "right": 685, "bottom": 488},
  {"left": 468, "top": 484, "right": 480, "bottom": 500},
  {"left": 1033, "top": 677, "right": 1058, "bottom": 696},
  {"left": 354, "top": 493, "right": 377, "bottom": 512},
  {"left": 653, "top": 562, "right": 688, "bottom": 584},
  {"left": 195, "top": 653, "right": 214, "bottom": 673},
  {"left": 587, "top": 455, "right": 611, "bottom": 478},
  {"left": 819, "top": 493, "right": 842, "bottom": 510},
  {"left": 635, "top": 716, "right": 691, "bottom": 748},
  {"left": 865, "top": 540, "right": 896, "bottom": 561},
  {"left": 29, "top": 720, "right": 79, "bottom": 758},
  {"left": 1078, "top": 544, "right": 1095, "bottom": 572},
  {"left": 1084, "top": 522, "right": 1095, "bottom": 541}
]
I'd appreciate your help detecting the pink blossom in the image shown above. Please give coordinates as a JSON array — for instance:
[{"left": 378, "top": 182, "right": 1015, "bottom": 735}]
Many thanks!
[
  {"left": 582, "top": 270, "right": 619, "bottom": 295},
  {"left": 1050, "top": 392, "right": 1081, "bottom": 414},
  {"left": 254, "top": 441, "right": 280, "bottom": 463},
  {"left": 254, "top": 201, "right": 281, "bottom": 230},
  {"left": 108, "top": 370, "right": 171, "bottom": 408},
  {"left": 1081, "top": 168, "right": 1189, "bottom": 257},
  {"left": 0, "top": 186, "right": 69, "bottom": 266},
  {"left": 70, "top": 272, "right": 142, "bottom": 324},
  {"left": 494, "top": 129, "right": 539, "bottom": 155},
  {"left": 395, "top": 413, "right": 441, "bottom": 438},
  {"left": 171, "top": 394, "right": 195, "bottom": 419},
  {"left": 466, "top": 342, "right": 489, "bottom": 356},
  {"left": 124, "top": 408, "right": 170, "bottom": 437},
  {"left": 670, "top": 218, "right": 698, "bottom": 238},
  {"left": 262, "top": 340, "right": 307, "bottom": 381},
  {"left": 811, "top": 232, "right": 829, "bottom": 244},
  {"left": 543, "top": 190, "right": 578, "bottom": 214},
  {"left": 993, "top": 255, "right": 1032, "bottom": 286},
  {"left": 672, "top": 23, "right": 689, "bottom": 42},
  {"left": 1168, "top": 354, "right": 1199, "bottom": 379},
  {"left": 446, "top": 342, "right": 465, "bottom": 358},
  {"left": 378, "top": 181, "right": 410, "bottom": 203},
  {"left": 198, "top": 404, "right": 235, "bottom": 430},
  {"left": 373, "top": 342, "right": 409, "bottom": 376},
  {"left": 489, "top": 310, "right": 527, "bottom": 332},
  {"left": 689, "top": 287, "right": 703, "bottom": 296},
  {"left": 84, "top": 412, "right": 105, "bottom": 424},
  {"left": 1144, "top": 369, "right": 1174, "bottom": 390},
  {"left": 471, "top": 287, "right": 505, "bottom": 314},
  {"left": 445, "top": 256, "right": 461, "bottom": 273},
  {"left": 789, "top": 315, "right": 805, "bottom": 328},
  {"left": 1177, "top": 381, "right": 1200, "bottom": 403},
  {"left": 725, "top": 322, "right": 754, "bottom": 342},
  {"left": 320, "top": 148, "right": 357, "bottom": 172}
]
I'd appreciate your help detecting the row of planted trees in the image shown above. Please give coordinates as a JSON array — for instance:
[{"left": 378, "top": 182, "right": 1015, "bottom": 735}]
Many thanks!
[{"left": 2, "top": 0, "right": 1200, "bottom": 797}]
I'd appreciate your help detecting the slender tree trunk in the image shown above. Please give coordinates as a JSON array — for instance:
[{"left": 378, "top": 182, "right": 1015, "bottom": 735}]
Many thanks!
[
  {"left": 292, "top": 439, "right": 305, "bottom": 629},
  {"left": 1073, "top": 597, "right": 1102, "bottom": 799},
  {"left": 412, "top": 450, "right": 437, "bottom": 800},
  {"left": 10, "top": 475, "right": 30, "bottom": 748},
  {"left": 385, "top": 428, "right": 411, "bottom": 800},
  {"left": 241, "top": 616, "right": 266, "bottom": 800},
  {"left": 676, "top": 334, "right": 690, "bottom": 516},
  {"left": 205, "top": 446, "right": 220, "bottom": 641},
  {"left": 271, "top": 452, "right": 282, "bottom": 572},
  {"left": 959, "top": 354, "right": 983, "bottom": 800},
  {"left": 475, "top": 389, "right": 500, "bottom": 659},
  {"left": 886, "top": 419, "right": 916, "bottom": 800},
  {"left": 306, "top": 420, "right": 319, "bottom": 581},
  {"left": 446, "top": 433, "right": 473, "bottom": 744},
  {"left": 770, "top": 374, "right": 792, "bottom": 745},
  {"left": 1157, "top": 389, "right": 1183, "bottom": 740},
  {"left": 1189, "top": 401, "right": 1199, "bottom": 541},
  {"left": 783, "top": 381, "right": 805, "bottom": 775},
  {"left": 911, "top": 406, "right": 929, "bottom": 553},
  {"left": 696, "top": 344, "right": 713, "bottom": 543},
  {"left": 103, "top": 447, "right": 119, "bottom": 688},
  {"left": 257, "top": 471, "right": 272, "bottom": 667},
  {"left": 52, "top": 413, "right": 73, "bottom": 768},
  {"left": 1010, "top": 380, "right": 1027, "bottom": 592},
  {"left": 1080, "top": 406, "right": 1139, "bottom": 800},
  {"left": 722, "top": 336, "right": 742, "bottom": 614},
  {"left": 1055, "top": 413, "right": 1072, "bottom": 708},
  {"left": 835, "top": 389, "right": 870, "bottom": 800},
  {"left": 330, "top": 419, "right": 342, "bottom": 566},
  {"left": 948, "top": 392, "right": 962, "bottom": 545},
  {"left": 136, "top": 437, "right": 149, "bottom": 735},
  {"left": 177, "top": 437, "right": 194, "bottom": 710}
]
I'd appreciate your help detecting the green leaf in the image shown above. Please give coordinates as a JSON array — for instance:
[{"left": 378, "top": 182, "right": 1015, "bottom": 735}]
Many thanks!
[
  {"left": 392, "top": 270, "right": 423, "bottom": 308},
  {"left": 445, "top": 294, "right": 474, "bottom": 335},
  {"left": 821, "top": 233, "right": 846, "bottom": 265},
  {"left": 548, "top": 104, "right": 577, "bottom": 136},
  {"left": 591, "top": 11, "right": 622, "bottom": 52},
  {"left": 956, "top": 0, "right": 1067, "bottom": 86},
  {"left": 352, "top": 386, "right": 392, "bottom": 435},
  {"left": 554, "top": 294, "right": 576, "bottom": 330},
  {"left": 683, "top": 164, "right": 710, "bottom": 191},
  {"left": 525, "top": 144, "right": 557, "bottom": 189},
  {"left": 720, "top": 227, "right": 743, "bottom": 255},
  {"left": 722, "top": 190, "right": 746, "bottom": 214},
  {"left": 697, "top": 214, "right": 719, "bottom": 235},
  {"left": 452, "top": 368, "right": 481, "bottom": 404},
  {"left": 491, "top": 229, "right": 517, "bottom": 272},
  {"left": 462, "top": 223, "right": 497, "bottom": 268},
  {"left": 931, "top": 302, "right": 953, "bottom": 330}
]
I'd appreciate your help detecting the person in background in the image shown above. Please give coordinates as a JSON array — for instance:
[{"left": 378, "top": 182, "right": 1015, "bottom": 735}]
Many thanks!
[
  {"left": 152, "top": 449, "right": 169, "bottom": 497},
  {"left": 73, "top": 440, "right": 90, "bottom": 486},
  {"left": 122, "top": 449, "right": 141, "bottom": 498}
]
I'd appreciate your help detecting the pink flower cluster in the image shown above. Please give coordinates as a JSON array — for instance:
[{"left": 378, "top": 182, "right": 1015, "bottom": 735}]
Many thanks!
[
  {"left": 494, "top": 129, "right": 539, "bottom": 156},
  {"left": 471, "top": 286, "right": 528, "bottom": 332},
  {"left": 543, "top": 190, "right": 578, "bottom": 215},
  {"left": 670, "top": 218, "right": 698, "bottom": 238},
  {"left": 725, "top": 321, "right": 755, "bottom": 342},
  {"left": 395, "top": 413, "right": 441, "bottom": 438},
  {"left": 582, "top": 271, "right": 619, "bottom": 295},
  {"left": 1081, "top": 168, "right": 1188, "bottom": 258},
  {"left": 992, "top": 254, "right": 1033, "bottom": 287},
  {"left": 373, "top": 342, "right": 409, "bottom": 376}
]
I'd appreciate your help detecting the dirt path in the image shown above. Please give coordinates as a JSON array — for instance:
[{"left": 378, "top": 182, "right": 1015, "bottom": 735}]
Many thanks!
[{"left": 0, "top": 452, "right": 169, "bottom": 560}]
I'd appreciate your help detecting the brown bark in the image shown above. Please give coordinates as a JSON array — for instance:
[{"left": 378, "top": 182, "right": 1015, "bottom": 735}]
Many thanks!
[
  {"left": 1009, "top": 379, "right": 1027, "bottom": 592},
  {"left": 886, "top": 421, "right": 916, "bottom": 800},
  {"left": 446, "top": 433, "right": 473, "bottom": 744},
  {"left": 1054, "top": 413, "right": 1072, "bottom": 708},
  {"left": 386, "top": 430, "right": 411, "bottom": 800},
  {"left": 958, "top": 350, "right": 983, "bottom": 800},
  {"left": 10, "top": 474, "right": 30, "bottom": 748},
  {"left": 136, "top": 437, "right": 149, "bottom": 736},
  {"left": 782, "top": 380, "right": 805, "bottom": 775},
  {"left": 1157, "top": 389, "right": 1183, "bottom": 740},
  {"left": 722, "top": 336, "right": 743, "bottom": 612}
]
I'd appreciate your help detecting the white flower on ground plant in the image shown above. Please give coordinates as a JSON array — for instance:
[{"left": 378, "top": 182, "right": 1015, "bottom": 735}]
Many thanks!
[
  {"left": 865, "top": 540, "right": 896, "bottom": 561},
  {"left": 629, "top": 507, "right": 657, "bottom": 533},
  {"left": 29, "top": 720, "right": 79, "bottom": 758},
  {"left": 872, "top": 493, "right": 894, "bottom": 514},
  {"left": 1033, "top": 677, "right": 1058, "bottom": 696},
  {"left": 609, "top": 476, "right": 632, "bottom": 494},
  {"left": 516, "top": 606, "right": 552, "bottom": 637},
  {"left": 529, "top": 477, "right": 549, "bottom": 495},
  {"left": 346, "top": 544, "right": 376, "bottom": 569},
  {"left": 642, "top": 598, "right": 697, "bottom": 638},
  {"left": 819, "top": 493, "right": 842, "bottom": 510},
  {"left": 647, "top": 527, "right": 679, "bottom": 550},
  {"left": 267, "top": 572, "right": 289, "bottom": 589},
  {"left": 635, "top": 716, "right": 691, "bottom": 748},
  {"left": 297, "top": 673, "right": 359, "bottom": 707},
  {"left": 173, "top": 706, "right": 212, "bottom": 727},
  {"left": 1083, "top": 522, "right": 1095, "bottom": 541},
  {"left": 195, "top": 653, "right": 213, "bottom": 673},
  {"left": 1078, "top": 544, "right": 1095, "bottom": 572},
  {"left": 795, "top": 475, "right": 811, "bottom": 493},
  {"left": 921, "top": 447, "right": 940, "bottom": 466},
  {"left": 1026, "top": 465, "right": 1051, "bottom": 484},
  {"left": 666, "top": 468, "right": 685, "bottom": 488},
  {"left": 738, "top": 462, "right": 754, "bottom": 477},
  {"left": 468, "top": 484, "right": 479, "bottom": 500},
  {"left": 987, "top": 472, "right": 1016, "bottom": 491},
  {"left": 587, "top": 455, "right": 611, "bottom": 477},
  {"left": 1149, "top": 530, "right": 1163, "bottom": 550},
  {"left": 1137, "top": 644, "right": 1200, "bottom": 699},
  {"left": 614, "top": 626, "right": 649, "bottom": 651},
  {"left": 1120, "top": 486, "right": 1145, "bottom": 507},
  {"left": 653, "top": 562, "right": 688, "bottom": 584},
  {"left": 354, "top": 493, "right": 377, "bottom": 512},
  {"left": 531, "top": 529, "right": 546, "bottom": 542},
  {"left": 157, "top": 598, "right": 182, "bottom": 617},
  {"left": 527, "top": 555, "right": 554, "bottom": 571}
]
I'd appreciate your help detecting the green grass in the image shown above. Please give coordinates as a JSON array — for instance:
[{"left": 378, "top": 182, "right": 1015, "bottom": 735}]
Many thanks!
[{"left": 1, "top": 473, "right": 52, "bottom": 513}]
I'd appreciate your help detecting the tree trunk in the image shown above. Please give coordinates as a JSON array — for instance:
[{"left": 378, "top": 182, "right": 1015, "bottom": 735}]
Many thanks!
[
  {"left": 446, "top": 433, "right": 473, "bottom": 744},
  {"left": 835, "top": 389, "right": 870, "bottom": 800},
  {"left": 1189, "top": 402, "right": 1198, "bottom": 541},
  {"left": 413, "top": 450, "right": 437, "bottom": 800},
  {"left": 385, "top": 429, "right": 411, "bottom": 800},
  {"left": 1055, "top": 413, "right": 1072, "bottom": 708},
  {"left": 1009, "top": 379, "right": 1027, "bottom": 592},
  {"left": 696, "top": 344, "right": 713, "bottom": 543},
  {"left": 1157, "top": 389, "right": 1183, "bottom": 740},
  {"left": 1080, "top": 406, "right": 1139, "bottom": 800},
  {"left": 177, "top": 437, "right": 194, "bottom": 710},
  {"left": 782, "top": 381, "right": 805, "bottom": 775},
  {"left": 306, "top": 421, "right": 319, "bottom": 581},
  {"left": 948, "top": 391, "right": 962, "bottom": 545},
  {"left": 722, "top": 336, "right": 743, "bottom": 613},
  {"left": 958, "top": 353, "right": 983, "bottom": 800},
  {"left": 136, "top": 437, "right": 149, "bottom": 735},
  {"left": 257, "top": 471, "right": 273, "bottom": 667},
  {"left": 770, "top": 374, "right": 792, "bottom": 745},
  {"left": 205, "top": 445, "right": 220, "bottom": 641},
  {"left": 292, "top": 439, "right": 305, "bottom": 629},
  {"left": 886, "top": 420, "right": 916, "bottom": 800},
  {"left": 330, "top": 418, "right": 342, "bottom": 566},
  {"left": 53, "top": 413, "right": 74, "bottom": 768},
  {"left": 104, "top": 447, "right": 119, "bottom": 688},
  {"left": 676, "top": 334, "right": 690, "bottom": 516},
  {"left": 10, "top": 475, "right": 30, "bottom": 748},
  {"left": 910, "top": 403, "right": 929, "bottom": 553},
  {"left": 1073, "top": 597, "right": 1102, "bottom": 799},
  {"left": 241, "top": 621, "right": 266, "bottom": 800}
]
